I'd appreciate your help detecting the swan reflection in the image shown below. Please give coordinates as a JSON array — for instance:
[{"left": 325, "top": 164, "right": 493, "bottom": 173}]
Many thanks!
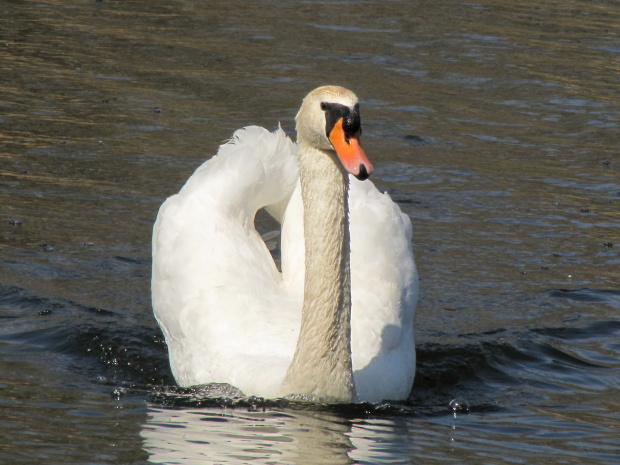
[{"left": 142, "top": 404, "right": 411, "bottom": 464}]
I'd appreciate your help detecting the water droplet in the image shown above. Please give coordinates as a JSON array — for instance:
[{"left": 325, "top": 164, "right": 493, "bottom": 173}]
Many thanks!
[
  {"left": 218, "top": 397, "right": 234, "bottom": 409},
  {"left": 38, "top": 242, "right": 58, "bottom": 252},
  {"left": 111, "top": 387, "right": 125, "bottom": 400},
  {"left": 449, "top": 398, "right": 470, "bottom": 414},
  {"left": 247, "top": 396, "right": 265, "bottom": 412}
]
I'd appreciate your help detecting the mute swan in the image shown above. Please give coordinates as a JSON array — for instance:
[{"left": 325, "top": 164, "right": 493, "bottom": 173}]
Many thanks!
[{"left": 152, "top": 86, "right": 418, "bottom": 403}]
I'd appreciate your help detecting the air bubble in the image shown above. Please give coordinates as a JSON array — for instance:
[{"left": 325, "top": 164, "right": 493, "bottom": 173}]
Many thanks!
[{"left": 449, "top": 398, "right": 470, "bottom": 414}]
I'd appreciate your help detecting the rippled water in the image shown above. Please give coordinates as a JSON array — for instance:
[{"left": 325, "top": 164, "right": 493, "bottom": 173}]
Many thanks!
[{"left": 1, "top": 0, "right": 619, "bottom": 463}]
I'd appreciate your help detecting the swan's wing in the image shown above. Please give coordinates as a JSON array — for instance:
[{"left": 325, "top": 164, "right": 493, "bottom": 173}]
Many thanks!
[
  {"left": 178, "top": 125, "right": 298, "bottom": 223},
  {"left": 152, "top": 126, "right": 302, "bottom": 395},
  {"left": 348, "top": 176, "right": 419, "bottom": 402}
]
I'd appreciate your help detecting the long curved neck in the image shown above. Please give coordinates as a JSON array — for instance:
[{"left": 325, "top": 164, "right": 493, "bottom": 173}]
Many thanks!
[{"left": 282, "top": 142, "right": 356, "bottom": 402}]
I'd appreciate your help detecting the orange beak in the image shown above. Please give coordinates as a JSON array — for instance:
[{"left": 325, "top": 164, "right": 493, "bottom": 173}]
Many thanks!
[{"left": 328, "top": 118, "right": 374, "bottom": 180}]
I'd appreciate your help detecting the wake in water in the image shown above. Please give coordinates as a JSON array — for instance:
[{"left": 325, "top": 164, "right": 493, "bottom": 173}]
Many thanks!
[{"left": 2, "top": 284, "right": 618, "bottom": 414}]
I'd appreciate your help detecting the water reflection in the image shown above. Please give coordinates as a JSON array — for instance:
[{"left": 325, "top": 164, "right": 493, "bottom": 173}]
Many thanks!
[
  {"left": 142, "top": 397, "right": 620, "bottom": 464},
  {"left": 142, "top": 405, "right": 410, "bottom": 464}
]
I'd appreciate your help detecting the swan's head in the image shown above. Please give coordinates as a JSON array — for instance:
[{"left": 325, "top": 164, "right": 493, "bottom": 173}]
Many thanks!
[{"left": 296, "top": 85, "right": 374, "bottom": 180}]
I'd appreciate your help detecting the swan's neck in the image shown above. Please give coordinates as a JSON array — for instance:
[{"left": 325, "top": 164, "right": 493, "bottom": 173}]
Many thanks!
[{"left": 282, "top": 143, "right": 356, "bottom": 402}]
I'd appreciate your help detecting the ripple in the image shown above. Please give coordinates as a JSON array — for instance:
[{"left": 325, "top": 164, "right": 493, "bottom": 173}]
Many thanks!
[{"left": 546, "top": 288, "right": 620, "bottom": 307}]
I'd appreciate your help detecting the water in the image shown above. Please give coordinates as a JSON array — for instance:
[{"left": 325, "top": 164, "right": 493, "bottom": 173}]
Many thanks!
[{"left": 1, "top": 0, "right": 619, "bottom": 463}]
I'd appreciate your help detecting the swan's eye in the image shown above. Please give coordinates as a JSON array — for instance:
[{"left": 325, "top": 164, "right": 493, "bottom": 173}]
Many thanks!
[
  {"left": 322, "top": 102, "right": 360, "bottom": 139},
  {"left": 343, "top": 104, "right": 361, "bottom": 135}
]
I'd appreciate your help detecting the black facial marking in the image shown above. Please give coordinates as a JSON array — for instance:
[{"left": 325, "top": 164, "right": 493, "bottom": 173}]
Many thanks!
[{"left": 321, "top": 102, "right": 361, "bottom": 140}]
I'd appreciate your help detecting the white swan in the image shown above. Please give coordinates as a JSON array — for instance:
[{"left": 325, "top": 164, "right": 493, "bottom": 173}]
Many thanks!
[{"left": 152, "top": 86, "right": 418, "bottom": 403}]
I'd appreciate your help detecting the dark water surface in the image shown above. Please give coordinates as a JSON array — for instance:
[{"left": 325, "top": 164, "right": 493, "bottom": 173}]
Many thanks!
[{"left": 1, "top": 0, "right": 619, "bottom": 463}]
